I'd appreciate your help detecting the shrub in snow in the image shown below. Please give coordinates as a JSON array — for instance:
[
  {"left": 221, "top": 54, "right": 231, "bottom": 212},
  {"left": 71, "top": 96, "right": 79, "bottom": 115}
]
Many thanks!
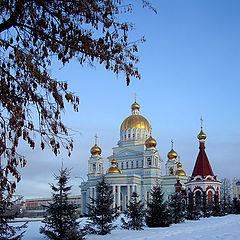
[{"left": 121, "top": 192, "right": 145, "bottom": 230}]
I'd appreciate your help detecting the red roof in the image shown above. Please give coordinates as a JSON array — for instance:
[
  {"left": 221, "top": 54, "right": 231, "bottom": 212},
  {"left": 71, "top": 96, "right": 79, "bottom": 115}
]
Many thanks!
[{"left": 191, "top": 142, "right": 214, "bottom": 178}]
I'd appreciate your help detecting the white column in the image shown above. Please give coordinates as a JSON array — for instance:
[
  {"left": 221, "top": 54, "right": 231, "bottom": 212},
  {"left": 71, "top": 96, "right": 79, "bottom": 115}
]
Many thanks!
[
  {"left": 127, "top": 185, "right": 130, "bottom": 205},
  {"left": 112, "top": 185, "right": 116, "bottom": 207},
  {"left": 117, "top": 185, "right": 121, "bottom": 207}
]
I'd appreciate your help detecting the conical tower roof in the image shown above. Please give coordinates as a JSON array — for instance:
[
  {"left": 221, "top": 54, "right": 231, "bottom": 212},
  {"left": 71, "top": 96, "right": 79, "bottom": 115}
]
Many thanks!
[{"left": 191, "top": 126, "right": 214, "bottom": 178}]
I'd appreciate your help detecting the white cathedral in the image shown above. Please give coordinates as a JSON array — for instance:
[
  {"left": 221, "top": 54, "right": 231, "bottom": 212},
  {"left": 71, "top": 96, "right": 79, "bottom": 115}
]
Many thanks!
[{"left": 80, "top": 98, "right": 220, "bottom": 215}]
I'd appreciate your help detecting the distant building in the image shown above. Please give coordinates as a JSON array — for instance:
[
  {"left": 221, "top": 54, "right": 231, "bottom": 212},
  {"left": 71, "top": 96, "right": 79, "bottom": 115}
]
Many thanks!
[
  {"left": 80, "top": 99, "right": 192, "bottom": 215},
  {"left": 233, "top": 178, "right": 240, "bottom": 200},
  {"left": 23, "top": 195, "right": 81, "bottom": 217}
]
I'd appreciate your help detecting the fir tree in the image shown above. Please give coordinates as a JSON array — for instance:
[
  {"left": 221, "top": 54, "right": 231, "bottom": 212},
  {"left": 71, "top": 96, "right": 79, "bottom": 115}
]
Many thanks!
[
  {"left": 201, "top": 191, "right": 212, "bottom": 218},
  {"left": 86, "top": 176, "right": 118, "bottom": 235},
  {"left": 121, "top": 192, "right": 145, "bottom": 230},
  {"left": 168, "top": 192, "right": 185, "bottom": 224},
  {"left": 212, "top": 193, "right": 221, "bottom": 216},
  {"left": 146, "top": 185, "right": 170, "bottom": 227},
  {"left": 40, "top": 167, "right": 82, "bottom": 240},
  {"left": 186, "top": 191, "right": 200, "bottom": 220},
  {"left": 232, "top": 198, "right": 240, "bottom": 214}
]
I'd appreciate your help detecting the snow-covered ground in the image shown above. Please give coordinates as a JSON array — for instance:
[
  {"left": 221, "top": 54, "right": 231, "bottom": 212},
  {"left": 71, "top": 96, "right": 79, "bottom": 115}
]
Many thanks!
[{"left": 14, "top": 214, "right": 240, "bottom": 240}]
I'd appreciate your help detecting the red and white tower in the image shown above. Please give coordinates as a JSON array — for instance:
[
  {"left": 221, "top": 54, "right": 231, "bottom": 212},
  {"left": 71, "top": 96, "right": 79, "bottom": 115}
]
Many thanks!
[{"left": 185, "top": 119, "right": 221, "bottom": 205}]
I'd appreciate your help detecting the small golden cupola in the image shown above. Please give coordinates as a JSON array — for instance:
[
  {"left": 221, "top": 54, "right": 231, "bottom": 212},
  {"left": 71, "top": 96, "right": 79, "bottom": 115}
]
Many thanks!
[
  {"left": 167, "top": 140, "right": 178, "bottom": 160},
  {"left": 106, "top": 153, "right": 122, "bottom": 174},
  {"left": 197, "top": 117, "right": 207, "bottom": 140},
  {"left": 145, "top": 128, "right": 157, "bottom": 149},
  {"left": 90, "top": 135, "right": 102, "bottom": 156},
  {"left": 173, "top": 156, "right": 187, "bottom": 177}
]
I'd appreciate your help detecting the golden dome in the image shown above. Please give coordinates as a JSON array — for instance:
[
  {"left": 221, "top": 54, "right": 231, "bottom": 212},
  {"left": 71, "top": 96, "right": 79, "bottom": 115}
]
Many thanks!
[
  {"left": 106, "top": 155, "right": 122, "bottom": 174},
  {"left": 173, "top": 169, "right": 187, "bottom": 177},
  {"left": 120, "top": 115, "right": 150, "bottom": 131},
  {"left": 145, "top": 135, "right": 157, "bottom": 148},
  {"left": 131, "top": 102, "right": 140, "bottom": 111},
  {"left": 90, "top": 144, "right": 102, "bottom": 156},
  {"left": 177, "top": 162, "right": 182, "bottom": 168},
  {"left": 167, "top": 149, "right": 178, "bottom": 160},
  {"left": 106, "top": 166, "right": 122, "bottom": 174},
  {"left": 197, "top": 128, "right": 207, "bottom": 140}
]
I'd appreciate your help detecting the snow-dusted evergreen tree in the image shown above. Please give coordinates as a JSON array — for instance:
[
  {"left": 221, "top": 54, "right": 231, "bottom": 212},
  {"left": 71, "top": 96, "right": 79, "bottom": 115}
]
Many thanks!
[
  {"left": 40, "top": 167, "right": 82, "bottom": 240},
  {"left": 186, "top": 191, "right": 200, "bottom": 220},
  {"left": 220, "top": 178, "right": 232, "bottom": 215},
  {"left": 121, "top": 192, "right": 145, "bottom": 230},
  {"left": 168, "top": 192, "right": 185, "bottom": 224},
  {"left": 201, "top": 191, "right": 212, "bottom": 218},
  {"left": 146, "top": 185, "right": 170, "bottom": 227},
  {"left": 232, "top": 198, "right": 240, "bottom": 214},
  {"left": 212, "top": 193, "right": 221, "bottom": 216},
  {"left": 86, "top": 176, "right": 118, "bottom": 235}
]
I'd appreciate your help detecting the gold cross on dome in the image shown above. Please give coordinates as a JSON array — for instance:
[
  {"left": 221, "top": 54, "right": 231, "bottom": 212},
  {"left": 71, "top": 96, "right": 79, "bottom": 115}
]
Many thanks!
[
  {"left": 134, "top": 93, "right": 137, "bottom": 103},
  {"left": 200, "top": 116, "right": 203, "bottom": 129},
  {"left": 171, "top": 139, "right": 173, "bottom": 149},
  {"left": 94, "top": 134, "right": 98, "bottom": 145}
]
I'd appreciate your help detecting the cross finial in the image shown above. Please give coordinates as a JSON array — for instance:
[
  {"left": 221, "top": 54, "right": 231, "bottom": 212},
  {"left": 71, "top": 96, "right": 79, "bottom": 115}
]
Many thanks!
[
  {"left": 134, "top": 93, "right": 136, "bottom": 103},
  {"left": 200, "top": 116, "right": 203, "bottom": 129},
  {"left": 150, "top": 127, "right": 152, "bottom": 136},
  {"left": 171, "top": 139, "right": 173, "bottom": 149},
  {"left": 94, "top": 134, "right": 98, "bottom": 145},
  {"left": 178, "top": 155, "right": 181, "bottom": 163}
]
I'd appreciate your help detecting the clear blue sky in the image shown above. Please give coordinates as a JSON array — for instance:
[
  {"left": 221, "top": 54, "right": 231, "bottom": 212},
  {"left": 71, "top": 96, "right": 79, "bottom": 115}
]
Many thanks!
[{"left": 16, "top": 0, "right": 240, "bottom": 198}]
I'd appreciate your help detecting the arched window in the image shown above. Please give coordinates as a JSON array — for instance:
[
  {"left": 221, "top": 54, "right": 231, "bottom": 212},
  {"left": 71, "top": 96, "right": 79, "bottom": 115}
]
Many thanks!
[
  {"left": 126, "top": 162, "right": 128, "bottom": 169},
  {"left": 147, "top": 157, "right": 151, "bottom": 166},
  {"left": 121, "top": 162, "right": 123, "bottom": 169},
  {"left": 136, "top": 161, "right": 138, "bottom": 168},
  {"left": 142, "top": 160, "right": 144, "bottom": 167},
  {"left": 169, "top": 167, "right": 173, "bottom": 175},
  {"left": 208, "top": 191, "right": 213, "bottom": 203},
  {"left": 93, "top": 164, "right": 96, "bottom": 172},
  {"left": 131, "top": 161, "right": 133, "bottom": 168}
]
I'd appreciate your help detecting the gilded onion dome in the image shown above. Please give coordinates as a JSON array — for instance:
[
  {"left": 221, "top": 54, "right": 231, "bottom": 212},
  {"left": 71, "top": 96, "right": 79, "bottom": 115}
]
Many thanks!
[
  {"left": 167, "top": 149, "right": 178, "bottom": 160},
  {"left": 120, "top": 100, "right": 150, "bottom": 131},
  {"left": 167, "top": 140, "right": 178, "bottom": 160},
  {"left": 121, "top": 114, "right": 150, "bottom": 131},
  {"left": 173, "top": 169, "right": 187, "bottom": 177},
  {"left": 90, "top": 135, "right": 102, "bottom": 156},
  {"left": 197, "top": 128, "right": 207, "bottom": 140},
  {"left": 90, "top": 144, "right": 101, "bottom": 156},
  {"left": 173, "top": 159, "right": 187, "bottom": 177},
  {"left": 177, "top": 162, "right": 182, "bottom": 168},
  {"left": 106, "top": 155, "right": 122, "bottom": 174},
  {"left": 145, "top": 135, "right": 157, "bottom": 148},
  {"left": 131, "top": 101, "right": 140, "bottom": 111}
]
